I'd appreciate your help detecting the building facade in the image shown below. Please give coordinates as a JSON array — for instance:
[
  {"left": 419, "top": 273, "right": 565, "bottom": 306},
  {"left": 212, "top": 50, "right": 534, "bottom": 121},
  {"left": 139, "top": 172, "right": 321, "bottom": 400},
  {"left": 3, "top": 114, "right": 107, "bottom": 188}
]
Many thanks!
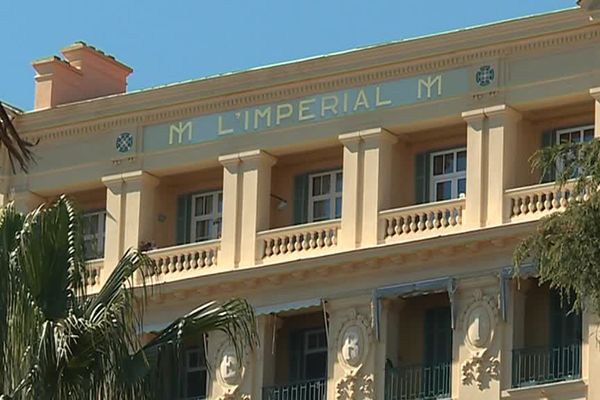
[{"left": 4, "top": 2, "right": 600, "bottom": 399}]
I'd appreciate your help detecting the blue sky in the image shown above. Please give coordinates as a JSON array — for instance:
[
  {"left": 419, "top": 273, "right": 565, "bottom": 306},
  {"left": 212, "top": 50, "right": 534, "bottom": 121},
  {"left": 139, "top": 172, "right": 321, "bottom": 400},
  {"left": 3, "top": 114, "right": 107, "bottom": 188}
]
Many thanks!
[{"left": 2, "top": 0, "right": 574, "bottom": 110}]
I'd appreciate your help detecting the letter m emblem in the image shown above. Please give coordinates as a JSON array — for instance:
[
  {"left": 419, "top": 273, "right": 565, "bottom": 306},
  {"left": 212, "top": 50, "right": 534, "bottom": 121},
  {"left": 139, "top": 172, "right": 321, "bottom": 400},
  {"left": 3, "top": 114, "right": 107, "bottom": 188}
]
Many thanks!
[
  {"left": 169, "top": 121, "right": 193, "bottom": 145},
  {"left": 418, "top": 75, "right": 443, "bottom": 99}
]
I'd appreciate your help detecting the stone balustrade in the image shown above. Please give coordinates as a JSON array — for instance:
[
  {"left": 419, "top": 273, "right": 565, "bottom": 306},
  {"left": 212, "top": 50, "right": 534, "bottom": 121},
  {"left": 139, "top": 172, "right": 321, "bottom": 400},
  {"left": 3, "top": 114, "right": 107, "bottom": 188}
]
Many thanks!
[
  {"left": 85, "top": 259, "right": 103, "bottom": 289},
  {"left": 257, "top": 219, "right": 341, "bottom": 263},
  {"left": 145, "top": 240, "right": 220, "bottom": 280},
  {"left": 379, "top": 199, "right": 465, "bottom": 243},
  {"left": 505, "top": 181, "right": 580, "bottom": 223}
]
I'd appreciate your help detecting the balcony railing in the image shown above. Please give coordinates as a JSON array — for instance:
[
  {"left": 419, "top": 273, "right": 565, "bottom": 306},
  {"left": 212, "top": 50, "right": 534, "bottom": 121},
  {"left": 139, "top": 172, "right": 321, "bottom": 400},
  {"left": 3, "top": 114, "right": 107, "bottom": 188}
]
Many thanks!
[
  {"left": 85, "top": 258, "right": 103, "bottom": 289},
  {"left": 504, "top": 181, "right": 579, "bottom": 223},
  {"left": 144, "top": 240, "right": 220, "bottom": 281},
  {"left": 379, "top": 199, "right": 464, "bottom": 244},
  {"left": 257, "top": 219, "right": 340, "bottom": 263},
  {"left": 512, "top": 343, "right": 581, "bottom": 388},
  {"left": 262, "top": 378, "right": 326, "bottom": 400},
  {"left": 385, "top": 362, "right": 451, "bottom": 400}
]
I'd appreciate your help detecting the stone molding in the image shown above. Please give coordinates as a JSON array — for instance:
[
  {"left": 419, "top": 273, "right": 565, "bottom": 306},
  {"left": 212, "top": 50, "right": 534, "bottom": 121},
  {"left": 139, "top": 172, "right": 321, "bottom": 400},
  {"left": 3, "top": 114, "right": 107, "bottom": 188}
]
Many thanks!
[{"left": 19, "top": 23, "right": 600, "bottom": 144}]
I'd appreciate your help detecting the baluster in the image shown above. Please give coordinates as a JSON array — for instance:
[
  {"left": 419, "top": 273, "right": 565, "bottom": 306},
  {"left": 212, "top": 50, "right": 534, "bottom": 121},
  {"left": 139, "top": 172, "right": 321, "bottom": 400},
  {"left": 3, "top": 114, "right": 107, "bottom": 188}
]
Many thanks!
[
  {"left": 528, "top": 195, "right": 537, "bottom": 213},
  {"left": 520, "top": 196, "right": 528, "bottom": 214},
  {"left": 457, "top": 207, "right": 463, "bottom": 225},
  {"left": 409, "top": 216, "right": 417, "bottom": 232},
  {"left": 294, "top": 234, "right": 302, "bottom": 251},
  {"left": 535, "top": 193, "right": 544, "bottom": 212},
  {"left": 264, "top": 239, "right": 273, "bottom": 257},
  {"left": 317, "top": 231, "right": 324, "bottom": 247},
  {"left": 432, "top": 212, "right": 440, "bottom": 229},
  {"left": 402, "top": 216, "right": 410, "bottom": 233},
  {"left": 302, "top": 233, "right": 310, "bottom": 250},
  {"left": 425, "top": 212, "right": 433, "bottom": 230},
  {"left": 279, "top": 236, "right": 287, "bottom": 254},
  {"left": 273, "top": 237, "right": 281, "bottom": 255},
  {"left": 332, "top": 229, "right": 338, "bottom": 245},
  {"left": 512, "top": 197, "right": 520, "bottom": 216},
  {"left": 441, "top": 211, "right": 449, "bottom": 227},
  {"left": 417, "top": 213, "right": 426, "bottom": 231},
  {"left": 167, "top": 257, "right": 175, "bottom": 273},
  {"left": 309, "top": 232, "right": 316, "bottom": 248},
  {"left": 388, "top": 218, "right": 396, "bottom": 237},
  {"left": 324, "top": 230, "right": 332, "bottom": 246}
]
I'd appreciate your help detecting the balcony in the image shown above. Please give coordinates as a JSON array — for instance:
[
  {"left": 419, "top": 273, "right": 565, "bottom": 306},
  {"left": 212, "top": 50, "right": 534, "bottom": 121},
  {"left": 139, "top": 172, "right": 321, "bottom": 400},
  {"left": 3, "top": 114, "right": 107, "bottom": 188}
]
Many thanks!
[
  {"left": 145, "top": 240, "right": 220, "bottom": 282},
  {"left": 379, "top": 199, "right": 464, "bottom": 244},
  {"left": 262, "top": 378, "right": 326, "bottom": 400},
  {"left": 504, "top": 182, "right": 575, "bottom": 223},
  {"left": 512, "top": 343, "right": 581, "bottom": 388},
  {"left": 257, "top": 219, "right": 340, "bottom": 263},
  {"left": 385, "top": 363, "right": 451, "bottom": 400}
]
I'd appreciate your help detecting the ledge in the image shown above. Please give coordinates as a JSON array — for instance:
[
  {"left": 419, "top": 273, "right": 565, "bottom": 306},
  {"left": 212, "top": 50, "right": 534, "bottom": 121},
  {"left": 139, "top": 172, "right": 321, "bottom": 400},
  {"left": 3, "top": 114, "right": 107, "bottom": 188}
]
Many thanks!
[{"left": 502, "top": 379, "right": 586, "bottom": 399}]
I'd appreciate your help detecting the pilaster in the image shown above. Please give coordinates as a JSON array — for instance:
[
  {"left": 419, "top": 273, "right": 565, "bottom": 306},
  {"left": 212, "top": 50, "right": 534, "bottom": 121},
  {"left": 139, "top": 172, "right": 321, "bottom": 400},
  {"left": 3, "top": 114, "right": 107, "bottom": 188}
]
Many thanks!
[
  {"left": 11, "top": 190, "right": 45, "bottom": 213},
  {"left": 583, "top": 307, "right": 600, "bottom": 399},
  {"left": 462, "top": 109, "right": 487, "bottom": 228},
  {"left": 485, "top": 105, "right": 521, "bottom": 226},
  {"left": 339, "top": 128, "right": 397, "bottom": 249},
  {"left": 590, "top": 87, "right": 600, "bottom": 138},
  {"left": 327, "top": 295, "right": 378, "bottom": 400},
  {"left": 219, "top": 154, "right": 243, "bottom": 268},
  {"left": 102, "top": 170, "right": 159, "bottom": 275},
  {"left": 219, "top": 150, "right": 276, "bottom": 268},
  {"left": 455, "top": 277, "right": 503, "bottom": 400}
]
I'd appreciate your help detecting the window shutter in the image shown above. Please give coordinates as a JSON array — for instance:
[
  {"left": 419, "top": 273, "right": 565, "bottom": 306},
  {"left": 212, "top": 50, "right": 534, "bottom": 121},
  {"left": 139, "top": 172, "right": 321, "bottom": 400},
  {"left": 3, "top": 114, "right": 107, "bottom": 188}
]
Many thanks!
[
  {"left": 541, "top": 130, "right": 556, "bottom": 183},
  {"left": 294, "top": 174, "right": 309, "bottom": 225},
  {"left": 415, "top": 152, "right": 430, "bottom": 204},
  {"left": 176, "top": 194, "right": 192, "bottom": 245},
  {"left": 289, "top": 330, "right": 305, "bottom": 382}
]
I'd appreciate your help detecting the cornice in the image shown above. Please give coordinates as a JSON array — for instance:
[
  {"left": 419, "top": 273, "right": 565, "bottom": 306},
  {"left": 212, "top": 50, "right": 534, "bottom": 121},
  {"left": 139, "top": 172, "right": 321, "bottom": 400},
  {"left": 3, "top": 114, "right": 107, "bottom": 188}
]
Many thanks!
[{"left": 16, "top": 10, "right": 600, "bottom": 144}]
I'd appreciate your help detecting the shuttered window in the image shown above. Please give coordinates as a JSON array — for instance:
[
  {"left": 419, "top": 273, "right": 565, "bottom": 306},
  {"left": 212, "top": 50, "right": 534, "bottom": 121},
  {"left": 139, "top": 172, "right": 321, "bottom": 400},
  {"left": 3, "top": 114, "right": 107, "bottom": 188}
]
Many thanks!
[
  {"left": 177, "top": 190, "right": 223, "bottom": 245},
  {"left": 294, "top": 169, "right": 342, "bottom": 224},
  {"left": 82, "top": 210, "right": 106, "bottom": 260}
]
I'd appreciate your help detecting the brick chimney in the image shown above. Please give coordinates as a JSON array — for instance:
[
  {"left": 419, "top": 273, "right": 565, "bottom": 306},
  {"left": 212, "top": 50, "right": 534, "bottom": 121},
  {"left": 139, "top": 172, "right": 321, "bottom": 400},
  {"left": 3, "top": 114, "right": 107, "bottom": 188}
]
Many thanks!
[{"left": 32, "top": 42, "right": 133, "bottom": 110}]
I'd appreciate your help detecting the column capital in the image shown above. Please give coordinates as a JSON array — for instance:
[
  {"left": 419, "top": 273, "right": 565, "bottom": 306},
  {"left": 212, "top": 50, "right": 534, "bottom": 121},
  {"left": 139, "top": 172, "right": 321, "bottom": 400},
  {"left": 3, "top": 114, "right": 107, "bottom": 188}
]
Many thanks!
[
  {"left": 590, "top": 87, "right": 600, "bottom": 100},
  {"left": 338, "top": 127, "right": 397, "bottom": 145},
  {"left": 462, "top": 108, "right": 486, "bottom": 123},
  {"left": 101, "top": 171, "right": 158, "bottom": 190},
  {"left": 485, "top": 104, "right": 522, "bottom": 122},
  {"left": 238, "top": 149, "right": 277, "bottom": 168}
]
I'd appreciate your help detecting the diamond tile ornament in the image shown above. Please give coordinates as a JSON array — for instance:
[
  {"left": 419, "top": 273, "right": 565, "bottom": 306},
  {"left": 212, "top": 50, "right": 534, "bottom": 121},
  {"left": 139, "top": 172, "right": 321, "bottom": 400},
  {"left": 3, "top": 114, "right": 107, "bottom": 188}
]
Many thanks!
[
  {"left": 116, "top": 132, "right": 134, "bottom": 153},
  {"left": 475, "top": 65, "right": 495, "bottom": 87}
]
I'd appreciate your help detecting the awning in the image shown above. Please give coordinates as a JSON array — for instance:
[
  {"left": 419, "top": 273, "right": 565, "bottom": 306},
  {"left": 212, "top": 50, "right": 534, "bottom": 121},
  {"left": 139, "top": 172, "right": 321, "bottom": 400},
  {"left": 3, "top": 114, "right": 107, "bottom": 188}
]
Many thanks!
[
  {"left": 499, "top": 263, "right": 537, "bottom": 321},
  {"left": 372, "top": 277, "right": 456, "bottom": 340},
  {"left": 255, "top": 298, "right": 322, "bottom": 316}
]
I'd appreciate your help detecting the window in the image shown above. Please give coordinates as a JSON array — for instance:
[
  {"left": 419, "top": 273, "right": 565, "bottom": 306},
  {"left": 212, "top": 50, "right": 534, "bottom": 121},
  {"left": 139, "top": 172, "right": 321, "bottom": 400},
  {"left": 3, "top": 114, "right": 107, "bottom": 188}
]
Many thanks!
[
  {"left": 183, "top": 348, "right": 207, "bottom": 400},
  {"left": 82, "top": 210, "right": 106, "bottom": 260},
  {"left": 303, "top": 329, "right": 328, "bottom": 380},
  {"left": 430, "top": 148, "right": 466, "bottom": 202},
  {"left": 308, "top": 170, "right": 342, "bottom": 222},
  {"left": 556, "top": 125, "right": 594, "bottom": 175},
  {"left": 190, "top": 191, "right": 223, "bottom": 242}
]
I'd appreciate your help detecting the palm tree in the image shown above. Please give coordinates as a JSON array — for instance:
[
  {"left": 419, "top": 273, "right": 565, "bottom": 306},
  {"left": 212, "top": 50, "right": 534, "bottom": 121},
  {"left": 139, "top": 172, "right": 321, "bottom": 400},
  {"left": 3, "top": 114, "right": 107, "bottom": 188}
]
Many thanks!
[
  {"left": 0, "top": 196, "right": 258, "bottom": 399},
  {"left": 0, "top": 102, "right": 36, "bottom": 173}
]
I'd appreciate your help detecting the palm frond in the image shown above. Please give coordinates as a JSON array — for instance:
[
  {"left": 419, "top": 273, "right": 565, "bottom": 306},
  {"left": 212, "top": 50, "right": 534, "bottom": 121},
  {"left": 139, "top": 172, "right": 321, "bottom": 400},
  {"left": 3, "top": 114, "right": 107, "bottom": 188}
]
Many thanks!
[{"left": 0, "top": 102, "right": 36, "bottom": 174}]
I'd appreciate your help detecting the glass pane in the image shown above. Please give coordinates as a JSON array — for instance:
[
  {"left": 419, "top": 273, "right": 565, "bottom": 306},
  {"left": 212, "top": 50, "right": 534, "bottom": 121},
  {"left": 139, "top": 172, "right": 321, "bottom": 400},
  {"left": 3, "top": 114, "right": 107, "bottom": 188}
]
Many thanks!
[
  {"left": 188, "top": 351, "right": 199, "bottom": 368},
  {"left": 559, "top": 133, "right": 570, "bottom": 144},
  {"left": 308, "top": 333, "right": 318, "bottom": 349},
  {"left": 457, "top": 178, "right": 466, "bottom": 197},
  {"left": 305, "top": 352, "right": 327, "bottom": 380},
  {"left": 433, "top": 155, "right": 444, "bottom": 175},
  {"left": 335, "top": 197, "right": 342, "bottom": 219},
  {"left": 456, "top": 150, "right": 467, "bottom": 172},
  {"left": 312, "top": 199, "right": 330, "bottom": 221},
  {"left": 195, "top": 195, "right": 212, "bottom": 217},
  {"left": 335, "top": 172, "right": 343, "bottom": 193},
  {"left": 84, "top": 214, "right": 99, "bottom": 235},
  {"left": 571, "top": 131, "right": 581, "bottom": 143},
  {"left": 584, "top": 129, "right": 594, "bottom": 142},
  {"left": 322, "top": 174, "right": 331, "bottom": 195},
  {"left": 443, "top": 153, "right": 454, "bottom": 174},
  {"left": 312, "top": 176, "right": 322, "bottom": 196},
  {"left": 195, "top": 220, "right": 210, "bottom": 241},
  {"left": 186, "top": 370, "right": 207, "bottom": 397},
  {"left": 217, "top": 192, "right": 223, "bottom": 214},
  {"left": 435, "top": 181, "right": 452, "bottom": 201}
]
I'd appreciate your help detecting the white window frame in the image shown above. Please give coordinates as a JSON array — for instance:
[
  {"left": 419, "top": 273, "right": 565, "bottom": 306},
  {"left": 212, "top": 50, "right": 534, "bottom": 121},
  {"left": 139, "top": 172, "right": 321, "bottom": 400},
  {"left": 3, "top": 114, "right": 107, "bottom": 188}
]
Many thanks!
[
  {"left": 429, "top": 148, "right": 467, "bottom": 202},
  {"left": 303, "top": 328, "right": 327, "bottom": 378},
  {"left": 190, "top": 191, "right": 222, "bottom": 242},
  {"left": 183, "top": 348, "right": 208, "bottom": 400},
  {"left": 555, "top": 125, "right": 595, "bottom": 175},
  {"left": 307, "top": 169, "right": 342, "bottom": 223},
  {"left": 82, "top": 210, "right": 106, "bottom": 260}
]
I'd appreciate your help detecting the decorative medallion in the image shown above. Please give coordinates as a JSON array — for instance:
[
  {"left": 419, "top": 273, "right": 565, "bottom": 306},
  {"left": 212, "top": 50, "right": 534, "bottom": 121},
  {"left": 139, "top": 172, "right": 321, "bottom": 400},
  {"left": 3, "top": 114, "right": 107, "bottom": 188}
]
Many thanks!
[
  {"left": 213, "top": 340, "right": 248, "bottom": 398},
  {"left": 115, "top": 132, "right": 134, "bottom": 153},
  {"left": 475, "top": 65, "right": 495, "bottom": 87},
  {"left": 335, "top": 309, "right": 372, "bottom": 375},
  {"left": 459, "top": 289, "right": 501, "bottom": 389}
]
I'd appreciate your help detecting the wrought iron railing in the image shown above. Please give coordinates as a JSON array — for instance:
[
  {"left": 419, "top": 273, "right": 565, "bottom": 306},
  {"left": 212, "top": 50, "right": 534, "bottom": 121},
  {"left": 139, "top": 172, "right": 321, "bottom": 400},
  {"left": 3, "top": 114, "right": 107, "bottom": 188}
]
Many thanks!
[
  {"left": 262, "top": 378, "right": 326, "bottom": 400},
  {"left": 385, "top": 362, "right": 451, "bottom": 400},
  {"left": 512, "top": 343, "right": 581, "bottom": 388}
]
